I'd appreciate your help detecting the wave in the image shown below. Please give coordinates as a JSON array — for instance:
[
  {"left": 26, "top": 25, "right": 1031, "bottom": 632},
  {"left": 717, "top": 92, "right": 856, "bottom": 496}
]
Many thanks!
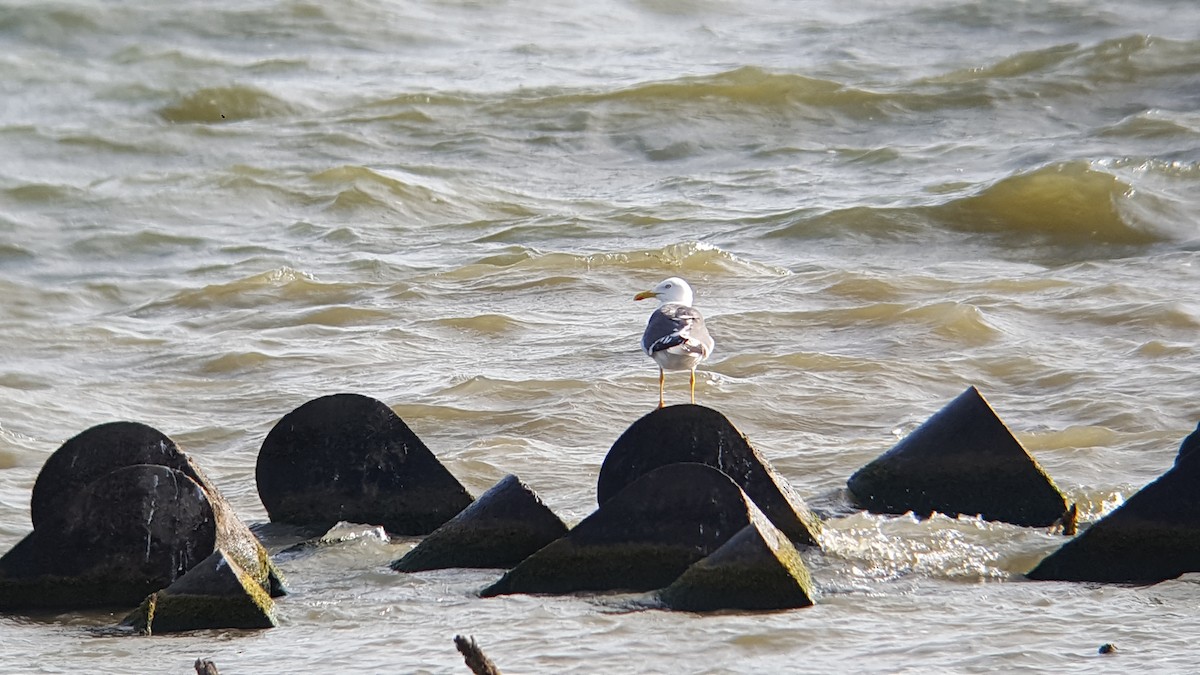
[
  {"left": 293, "top": 306, "right": 394, "bottom": 327},
  {"left": 1, "top": 183, "right": 87, "bottom": 205},
  {"left": 729, "top": 301, "right": 998, "bottom": 345},
  {"left": 158, "top": 85, "right": 307, "bottom": 123},
  {"left": 199, "top": 350, "right": 275, "bottom": 374},
  {"left": 818, "top": 511, "right": 1014, "bottom": 582},
  {"left": 931, "top": 160, "right": 1191, "bottom": 245},
  {"left": 133, "top": 267, "right": 362, "bottom": 314},
  {"left": 1100, "top": 109, "right": 1200, "bottom": 140},
  {"left": 428, "top": 313, "right": 527, "bottom": 336},
  {"left": 577, "top": 66, "right": 896, "bottom": 118},
  {"left": 302, "top": 165, "right": 503, "bottom": 223},
  {"left": 69, "top": 229, "right": 209, "bottom": 258},
  {"left": 770, "top": 160, "right": 1198, "bottom": 249},
  {"left": 338, "top": 33, "right": 1200, "bottom": 130},
  {"left": 0, "top": 242, "right": 34, "bottom": 264},
  {"left": 112, "top": 44, "right": 309, "bottom": 74},
  {"left": 333, "top": 66, "right": 912, "bottom": 130},
  {"left": 310, "top": 165, "right": 441, "bottom": 208},
  {"left": 716, "top": 352, "right": 885, "bottom": 378},
  {"left": 432, "top": 241, "right": 790, "bottom": 284},
  {"left": 924, "top": 34, "right": 1200, "bottom": 101}
]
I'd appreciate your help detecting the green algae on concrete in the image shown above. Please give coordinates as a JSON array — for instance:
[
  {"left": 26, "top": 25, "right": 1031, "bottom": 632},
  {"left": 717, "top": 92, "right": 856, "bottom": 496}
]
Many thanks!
[
  {"left": 659, "top": 510, "right": 815, "bottom": 612},
  {"left": 481, "top": 463, "right": 765, "bottom": 597},
  {"left": 0, "top": 422, "right": 282, "bottom": 611},
  {"left": 1027, "top": 423, "right": 1200, "bottom": 584},
  {"left": 0, "top": 464, "right": 218, "bottom": 610},
  {"left": 598, "top": 405, "right": 822, "bottom": 546},
  {"left": 847, "top": 386, "right": 1068, "bottom": 527},
  {"left": 123, "top": 548, "right": 278, "bottom": 634},
  {"left": 0, "top": 567, "right": 177, "bottom": 611},
  {"left": 256, "top": 393, "right": 473, "bottom": 535},
  {"left": 482, "top": 540, "right": 706, "bottom": 597},
  {"left": 392, "top": 474, "right": 567, "bottom": 572}
]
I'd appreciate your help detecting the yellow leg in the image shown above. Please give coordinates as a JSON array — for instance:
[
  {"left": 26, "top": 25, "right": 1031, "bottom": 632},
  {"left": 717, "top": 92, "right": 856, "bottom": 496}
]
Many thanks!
[
  {"left": 689, "top": 369, "right": 696, "bottom": 404},
  {"left": 658, "top": 368, "right": 665, "bottom": 408}
]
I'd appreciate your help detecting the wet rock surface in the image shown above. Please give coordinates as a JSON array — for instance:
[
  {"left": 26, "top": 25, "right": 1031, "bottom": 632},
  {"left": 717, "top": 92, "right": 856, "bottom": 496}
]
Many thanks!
[
  {"left": 1027, "top": 424, "right": 1200, "bottom": 584},
  {"left": 1, "top": 464, "right": 217, "bottom": 609},
  {"left": 659, "top": 513, "right": 815, "bottom": 612},
  {"left": 256, "top": 393, "right": 473, "bottom": 535},
  {"left": 847, "top": 386, "right": 1068, "bottom": 527},
  {"left": 597, "top": 404, "right": 821, "bottom": 546},
  {"left": 123, "top": 548, "right": 278, "bottom": 634},
  {"left": 0, "top": 422, "right": 280, "bottom": 612},
  {"left": 481, "top": 463, "right": 767, "bottom": 597},
  {"left": 30, "top": 421, "right": 203, "bottom": 530},
  {"left": 392, "top": 474, "right": 567, "bottom": 572}
]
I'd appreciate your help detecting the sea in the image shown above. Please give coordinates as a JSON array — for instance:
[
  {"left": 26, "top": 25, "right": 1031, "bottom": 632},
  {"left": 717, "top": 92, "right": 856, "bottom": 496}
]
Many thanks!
[{"left": 2, "top": 0, "right": 1200, "bottom": 672}]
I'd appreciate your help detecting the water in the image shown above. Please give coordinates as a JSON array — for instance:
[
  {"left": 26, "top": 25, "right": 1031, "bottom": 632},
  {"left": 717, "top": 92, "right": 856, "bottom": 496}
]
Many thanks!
[{"left": 2, "top": 0, "right": 1200, "bottom": 671}]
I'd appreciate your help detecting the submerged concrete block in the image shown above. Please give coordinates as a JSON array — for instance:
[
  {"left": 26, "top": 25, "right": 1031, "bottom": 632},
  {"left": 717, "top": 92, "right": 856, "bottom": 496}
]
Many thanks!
[
  {"left": 1027, "top": 424, "right": 1200, "bottom": 584},
  {"left": 123, "top": 548, "right": 278, "bottom": 634},
  {"left": 0, "top": 422, "right": 283, "bottom": 611},
  {"left": 597, "top": 405, "right": 821, "bottom": 546},
  {"left": 391, "top": 474, "right": 567, "bottom": 572},
  {"left": 847, "top": 386, "right": 1068, "bottom": 527},
  {"left": 481, "top": 463, "right": 765, "bottom": 597},
  {"left": 659, "top": 512, "right": 815, "bottom": 612},
  {"left": 30, "top": 421, "right": 203, "bottom": 530},
  {"left": 1, "top": 464, "right": 216, "bottom": 609},
  {"left": 256, "top": 393, "right": 473, "bottom": 535}
]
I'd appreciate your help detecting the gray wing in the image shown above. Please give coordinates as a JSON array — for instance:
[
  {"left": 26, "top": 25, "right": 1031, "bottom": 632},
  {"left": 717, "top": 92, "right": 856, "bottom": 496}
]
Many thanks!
[{"left": 642, "top": 304, "right": 714, "bottom": 357}]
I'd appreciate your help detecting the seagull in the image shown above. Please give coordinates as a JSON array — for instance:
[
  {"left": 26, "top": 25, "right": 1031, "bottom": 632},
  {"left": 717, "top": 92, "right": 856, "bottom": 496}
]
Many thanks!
[{"left": 634, "top": 277, "right": 715, "bottom": 408}]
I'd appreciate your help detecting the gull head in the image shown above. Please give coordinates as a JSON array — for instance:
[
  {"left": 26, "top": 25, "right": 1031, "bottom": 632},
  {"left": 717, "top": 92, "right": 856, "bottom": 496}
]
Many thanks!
[{"left": 634, "top": 277, "right": 695, "bottom": 306}]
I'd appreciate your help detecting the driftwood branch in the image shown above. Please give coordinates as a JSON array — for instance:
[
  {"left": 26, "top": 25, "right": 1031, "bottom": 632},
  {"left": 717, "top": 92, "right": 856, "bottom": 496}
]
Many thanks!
[{"left": 454, "top": 635, "right": 502, "bottom": 675}]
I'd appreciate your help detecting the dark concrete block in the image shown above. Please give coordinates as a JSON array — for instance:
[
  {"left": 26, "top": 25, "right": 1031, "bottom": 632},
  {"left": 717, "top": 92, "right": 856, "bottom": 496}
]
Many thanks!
[
  {"left": 847, "top": 386, "right": 1068, "bottom": 527},
  {"left": 659, "top": 514, "right": 815, "bottom": 612},
  {"left": 1027, "top": 423, "right": 1200, "bottom": 584},
  {"left": 481, "top": 463, "right": 766, "bottom": 597},
  {"left": 392, "top": 474, "right": 567, "bottom": 572},
  {"left": 0, "top": 464, "right": 217, "bottom": 609},
  {"left": 597, "top": 405, "right": 821, "bottom": 546},
  {"left": 30, "top": 421, "right": 202, "bottom": 530},
  {"left": 0, "top": 422, "right": 282, "bottom": 611},
  {"left": 256, "top": 393, "right": 473, "bottom": 535},
  {"left": 123, "top": 548, "right": 278, "bottom": 634}
]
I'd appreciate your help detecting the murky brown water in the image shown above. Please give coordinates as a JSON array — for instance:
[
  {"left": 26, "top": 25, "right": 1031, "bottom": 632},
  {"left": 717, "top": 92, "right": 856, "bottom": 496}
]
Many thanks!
[{"left": 2, "top": 0, "right": 1200, "bottom": 671}]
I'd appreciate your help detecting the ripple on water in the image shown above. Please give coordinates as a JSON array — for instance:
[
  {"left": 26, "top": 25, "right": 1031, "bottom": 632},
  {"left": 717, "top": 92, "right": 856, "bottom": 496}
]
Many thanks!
[
  {"left": 801, "top": 300, "right": 1000, "bottom": 345},
  {"left": 158, "top": 85, "right": 308, "bottom": 123},
  {"left": 434, "top": 242, "right": 791, "bottom": 288},
  {"left": 429, "top": 313, "right": 526, "bottom": 336},
  {"left": 133, "top": 268, "right": 362, "bottom": 315},
  {"left": 931, "top": 160, "right": 1182, "bottom": 246},
  {"left": 816, "top": 510, "right": 1053, "bottom": 586}
]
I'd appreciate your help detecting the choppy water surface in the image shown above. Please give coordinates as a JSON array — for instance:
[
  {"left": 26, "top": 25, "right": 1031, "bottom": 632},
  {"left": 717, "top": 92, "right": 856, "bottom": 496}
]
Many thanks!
[{"left": 2, "top": 0, "right": 1200, "bottom": 672}]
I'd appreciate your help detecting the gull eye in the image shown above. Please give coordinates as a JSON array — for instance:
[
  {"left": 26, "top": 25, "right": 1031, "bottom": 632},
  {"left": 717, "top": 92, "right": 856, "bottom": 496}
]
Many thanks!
[{"left": 664, "top": 283, "right": 673, "bottom": 288}]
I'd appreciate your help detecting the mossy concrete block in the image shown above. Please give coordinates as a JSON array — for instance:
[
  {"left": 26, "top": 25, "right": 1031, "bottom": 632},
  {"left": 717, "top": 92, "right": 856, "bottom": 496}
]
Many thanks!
[
  {"left": 256, "top": 393, "right": 473, "bottom": 535},
  {"left": 1027, "top": 424, "right": 1200, "bottom": 584},
  {"left": 392, "top": 474, "right": 567, "bottom": 572},
  {"left": 659, "top": 512, "right": 815, "bottom": 612},
  {"left": 0, "top": 422, "right": 281, "bottom": 611},
  {"left": 847, "top": 386, "right": 1068, "bottom": 527},
  {"left": 597, "top": 405, "right": 821, "bottom": 547},
  {"left": 123, "top": 548, "right": 278, "bottom": 634},
  {"left": 0, "top": 464, "right": 217, "bottom": 609},
  {"left": 481, "top": 463, "right": 763, "bottom": 597},
  {"left": 30, "top": 421, "right": 202, "bottom": 529}
]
